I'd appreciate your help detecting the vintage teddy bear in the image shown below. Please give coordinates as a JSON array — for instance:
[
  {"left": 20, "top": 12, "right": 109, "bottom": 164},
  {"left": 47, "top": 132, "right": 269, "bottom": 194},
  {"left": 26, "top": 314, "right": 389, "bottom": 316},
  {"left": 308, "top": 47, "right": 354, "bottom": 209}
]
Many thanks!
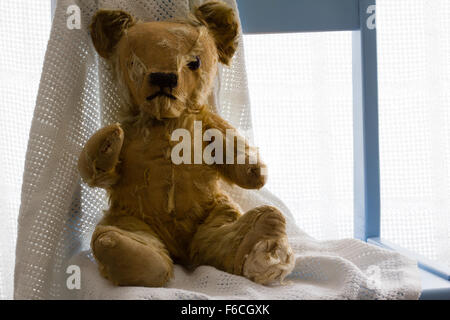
[{"left": 78, "top": 1, "right": 295, "bottom": 287}]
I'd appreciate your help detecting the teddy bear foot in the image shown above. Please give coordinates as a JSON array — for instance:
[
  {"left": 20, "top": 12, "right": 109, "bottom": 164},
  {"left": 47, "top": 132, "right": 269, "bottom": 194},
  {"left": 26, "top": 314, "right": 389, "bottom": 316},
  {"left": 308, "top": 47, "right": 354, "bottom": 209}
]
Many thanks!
[
  {"left": 242, "top": 236, "right": 295, "bottom": 285},
  {"left": 92, "top": 230, "right": 173, "bottom": 287},
  {"left": 233, "top": 206, "right": 295, "bottom": 284}
]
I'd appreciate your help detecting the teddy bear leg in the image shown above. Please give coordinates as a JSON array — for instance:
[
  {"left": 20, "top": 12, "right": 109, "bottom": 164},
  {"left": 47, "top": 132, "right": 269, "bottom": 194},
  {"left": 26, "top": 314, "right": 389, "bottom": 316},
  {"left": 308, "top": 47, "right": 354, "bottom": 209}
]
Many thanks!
[
  {"left": 91, "top": 214, "right": 173, "bottom": 287},
  {"left": 189, "top": 196, "right": 242, "bottom": 274},
  {"left": 234, "top": 206, "right": 295, "bottom": 285},
  {"left": 190, "top": 199, "right": 294, "bottom": 285}
]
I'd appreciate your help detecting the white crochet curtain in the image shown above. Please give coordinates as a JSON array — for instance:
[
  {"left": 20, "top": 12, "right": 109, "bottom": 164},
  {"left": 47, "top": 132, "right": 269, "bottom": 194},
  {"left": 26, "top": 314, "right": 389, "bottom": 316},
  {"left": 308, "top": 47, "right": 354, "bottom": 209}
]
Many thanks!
[
  {"left": 0, "top": 1, "right": 51, "bottom": 299},
  {"left": 3, "top": 0, "right": 445, "bottom": 300}
]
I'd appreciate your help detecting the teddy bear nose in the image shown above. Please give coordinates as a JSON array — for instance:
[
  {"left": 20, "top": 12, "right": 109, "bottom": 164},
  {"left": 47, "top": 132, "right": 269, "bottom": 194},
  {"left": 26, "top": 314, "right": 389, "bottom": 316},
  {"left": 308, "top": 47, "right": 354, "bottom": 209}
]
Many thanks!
[{"left": 149, "top": 72, "right": 178, "bottom": 89}]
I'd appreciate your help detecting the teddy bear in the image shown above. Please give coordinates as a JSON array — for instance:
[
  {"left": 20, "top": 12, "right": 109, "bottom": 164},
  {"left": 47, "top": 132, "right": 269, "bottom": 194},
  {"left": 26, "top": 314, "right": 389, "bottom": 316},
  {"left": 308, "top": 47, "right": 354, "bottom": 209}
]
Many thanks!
[{"left": 78, "top": 1, "right": 295, "bottom": 287}]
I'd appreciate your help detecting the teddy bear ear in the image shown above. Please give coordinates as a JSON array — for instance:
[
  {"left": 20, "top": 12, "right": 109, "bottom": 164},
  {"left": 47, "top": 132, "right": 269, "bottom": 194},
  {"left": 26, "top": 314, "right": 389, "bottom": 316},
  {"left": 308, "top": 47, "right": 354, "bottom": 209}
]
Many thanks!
[
  {"left": 194, "top": 1, "right": 239, "bottom": 65},
  {"left": 90, "top": 10, "right": 136, "bottom": 59}
]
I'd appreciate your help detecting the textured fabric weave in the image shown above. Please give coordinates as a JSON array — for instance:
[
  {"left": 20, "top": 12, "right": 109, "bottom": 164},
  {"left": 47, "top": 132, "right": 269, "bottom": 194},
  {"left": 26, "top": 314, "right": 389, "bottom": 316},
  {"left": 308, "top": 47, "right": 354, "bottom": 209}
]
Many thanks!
[
  {"left": 377, "top": 0, "right": 450, "bottom": 269},
  {"left": 0, "top": 0, "right": 51, "bottom": 300},
  {"left": 14, "top": 0, "right": 421, "bottom": 299}
]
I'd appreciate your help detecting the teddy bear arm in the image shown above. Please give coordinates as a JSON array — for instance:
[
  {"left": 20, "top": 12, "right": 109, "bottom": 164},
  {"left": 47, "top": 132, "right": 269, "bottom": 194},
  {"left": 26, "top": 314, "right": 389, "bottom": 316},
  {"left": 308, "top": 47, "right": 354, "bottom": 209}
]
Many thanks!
[
  {"left": 218, "top": 161, "right": 267, "bottom": 190},
  {"left": 204, "top": 111, "right": 267, "bottom": 189},
  {"left": 78, "top": 123, "right": 124, "bottom": 188}
]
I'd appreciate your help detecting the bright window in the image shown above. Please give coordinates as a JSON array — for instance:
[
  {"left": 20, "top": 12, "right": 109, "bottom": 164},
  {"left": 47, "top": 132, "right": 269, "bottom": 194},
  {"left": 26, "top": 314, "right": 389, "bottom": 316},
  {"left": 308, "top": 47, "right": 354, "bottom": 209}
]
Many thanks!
[
  {"left": 244, "top": 0, "right": 450, "bottom": 269},
  {"left": 243, "top": 32, "right": 354, "bottom": 240},
  {"left": 0, "top": 0, "right": 51, "bottom": 299},
  {"left": 377, "top": 0, "right": 450, "bottom": 268}
]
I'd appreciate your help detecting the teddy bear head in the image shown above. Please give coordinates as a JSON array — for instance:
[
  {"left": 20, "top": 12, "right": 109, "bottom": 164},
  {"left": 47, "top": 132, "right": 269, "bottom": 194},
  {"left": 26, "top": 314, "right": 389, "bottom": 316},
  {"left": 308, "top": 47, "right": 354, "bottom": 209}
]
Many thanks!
[{"left": 90, "top": 1, "right": 239, "bottom": 120}]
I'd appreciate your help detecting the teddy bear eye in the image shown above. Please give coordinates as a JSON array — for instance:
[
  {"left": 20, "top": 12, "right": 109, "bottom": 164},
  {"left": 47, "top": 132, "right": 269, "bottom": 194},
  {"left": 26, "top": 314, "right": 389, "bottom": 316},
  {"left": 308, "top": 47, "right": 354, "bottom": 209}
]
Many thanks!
[{"left": 187, "top": 56, "right": 201, "bottom": 71}]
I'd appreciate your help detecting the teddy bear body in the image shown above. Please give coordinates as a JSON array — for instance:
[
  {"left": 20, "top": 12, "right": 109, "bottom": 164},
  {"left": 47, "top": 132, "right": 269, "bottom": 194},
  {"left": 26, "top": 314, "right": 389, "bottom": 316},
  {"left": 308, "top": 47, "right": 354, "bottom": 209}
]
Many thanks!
[
  {"left": 78, "top": 2, "right": 295, "bottom": 287},
  {"left": 111, "top": 112, "right": 228, "bottom": 263}
]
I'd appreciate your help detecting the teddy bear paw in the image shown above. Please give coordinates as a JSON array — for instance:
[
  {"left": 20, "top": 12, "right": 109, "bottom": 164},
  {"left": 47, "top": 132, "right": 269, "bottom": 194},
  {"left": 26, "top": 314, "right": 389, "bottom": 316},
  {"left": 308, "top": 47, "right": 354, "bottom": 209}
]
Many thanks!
[{"left": 242, "top": 236, "right": 295, "bottom": 285}]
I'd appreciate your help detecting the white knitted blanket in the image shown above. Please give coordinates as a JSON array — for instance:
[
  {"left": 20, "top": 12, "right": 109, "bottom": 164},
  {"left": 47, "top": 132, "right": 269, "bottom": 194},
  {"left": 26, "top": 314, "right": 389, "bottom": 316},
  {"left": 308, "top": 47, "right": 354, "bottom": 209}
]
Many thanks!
[
  {"left": 14, "top": 0, "right": 421, "bottom": 299},
  {"left": 66, "top": 186, "right": 421, "bottom": 300}
]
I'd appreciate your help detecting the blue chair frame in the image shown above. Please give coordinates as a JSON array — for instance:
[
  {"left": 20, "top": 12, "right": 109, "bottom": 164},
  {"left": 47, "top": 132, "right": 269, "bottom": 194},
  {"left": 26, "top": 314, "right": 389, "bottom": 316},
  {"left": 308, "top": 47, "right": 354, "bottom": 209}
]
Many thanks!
[
  {"left": 237, "top": 0, "right": 450, "bottom": 299},
  {"left": 237, "top": 0, "right": 379, "bottom": 241}
]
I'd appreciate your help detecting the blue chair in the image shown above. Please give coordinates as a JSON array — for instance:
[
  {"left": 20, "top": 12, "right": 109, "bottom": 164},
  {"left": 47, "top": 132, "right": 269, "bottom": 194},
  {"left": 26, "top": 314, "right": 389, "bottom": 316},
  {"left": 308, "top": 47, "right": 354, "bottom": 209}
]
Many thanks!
[{"left": 237, "top": 0, "right": 450, "bottom": 299}]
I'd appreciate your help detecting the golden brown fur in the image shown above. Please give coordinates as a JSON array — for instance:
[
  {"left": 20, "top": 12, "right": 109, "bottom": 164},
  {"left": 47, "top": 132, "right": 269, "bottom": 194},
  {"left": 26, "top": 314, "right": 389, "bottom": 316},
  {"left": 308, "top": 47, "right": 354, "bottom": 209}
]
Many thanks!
[{"left": 79, "top": 1, "right": 294, "bottom": 287}]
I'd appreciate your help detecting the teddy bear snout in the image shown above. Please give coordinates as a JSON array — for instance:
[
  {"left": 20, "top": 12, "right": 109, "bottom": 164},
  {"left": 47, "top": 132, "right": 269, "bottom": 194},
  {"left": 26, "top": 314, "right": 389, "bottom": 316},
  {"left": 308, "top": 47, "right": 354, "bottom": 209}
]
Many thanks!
[{"left": 149, "top": 72, "right": 178, "bottom": 89}]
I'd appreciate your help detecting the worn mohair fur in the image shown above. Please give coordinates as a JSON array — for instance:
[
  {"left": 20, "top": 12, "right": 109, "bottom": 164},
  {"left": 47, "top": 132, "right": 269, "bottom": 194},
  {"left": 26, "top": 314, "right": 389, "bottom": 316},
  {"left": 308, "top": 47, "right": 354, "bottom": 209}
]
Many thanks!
[{"left": 78, "top": 1, "right": 295, "bottom": 287}]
